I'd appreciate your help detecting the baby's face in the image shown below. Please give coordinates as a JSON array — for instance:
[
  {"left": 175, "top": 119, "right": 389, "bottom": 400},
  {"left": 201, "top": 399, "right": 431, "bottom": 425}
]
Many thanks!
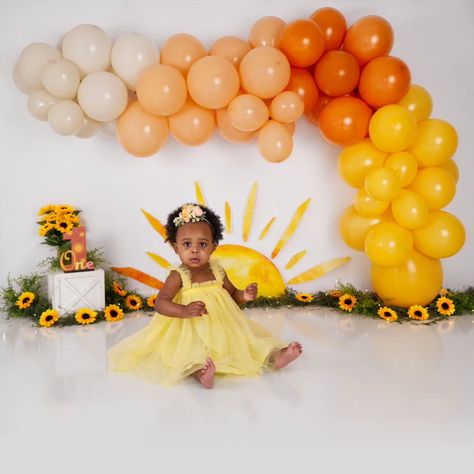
[{"left": 173, "top": 222, "right": 215, "bottom": 270}]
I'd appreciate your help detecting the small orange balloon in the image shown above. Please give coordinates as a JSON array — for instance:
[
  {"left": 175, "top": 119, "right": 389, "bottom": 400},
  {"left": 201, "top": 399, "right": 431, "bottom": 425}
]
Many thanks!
[
  {"left": 359, "top": 56, "right": 411, "bottom": 108},
  {"left": 160, "top": 33, "right": 206, "bottom": 75},
  {"left": 343, "top": 15, "right": 394, "bottom": 65},
  {"left": 310, "top": 7, "right": 347, "bottom": 51},
  {"left": 257, "top": 120, "right": 293, "bottom": 163},
  {"left": 210, "top": 36, "right": 251, "bottom": 67},
  {"left": 319, "top": 96, "right": 372, "bottom": 146},
  {"left": 270, "top": 91, "right": 304, "bottom": 123},
  {"left": 216, "top": 108, "right": 256, "bottom": 143},
  {"left": 285, "top": 67, "right": 320, "bottom": 113},
  {"left": 306, "top": 94, "right": 332, "bottom": 125},
  {"left": 314, "top": 50, "right": 360, "bottom": 97},
  {"left": 248, "top": 16, "right": 286, "bottom": 48},
  {"left": 227, "top": 94, "right": 269, "bottom": 132},
  {"left": 279, "top": 19, "right": 325, "bottom": 68}
]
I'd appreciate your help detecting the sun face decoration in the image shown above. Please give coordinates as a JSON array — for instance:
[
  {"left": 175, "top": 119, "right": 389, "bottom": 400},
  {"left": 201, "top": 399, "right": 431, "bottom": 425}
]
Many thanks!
[{"left": 113, "top": 182, "right": 351, "bottom": 297}]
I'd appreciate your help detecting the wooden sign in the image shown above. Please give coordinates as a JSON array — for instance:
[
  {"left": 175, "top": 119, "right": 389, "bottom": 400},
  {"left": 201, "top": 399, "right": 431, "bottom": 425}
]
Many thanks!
[{"left": 59, "top": 225, "right": 95, "bottom": 272}]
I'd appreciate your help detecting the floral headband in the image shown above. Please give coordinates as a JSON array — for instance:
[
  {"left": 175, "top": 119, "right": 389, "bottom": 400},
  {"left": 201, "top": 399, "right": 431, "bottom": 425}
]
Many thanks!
[{"left": 173, "top": 204, "right": 210, "bottom": 228}]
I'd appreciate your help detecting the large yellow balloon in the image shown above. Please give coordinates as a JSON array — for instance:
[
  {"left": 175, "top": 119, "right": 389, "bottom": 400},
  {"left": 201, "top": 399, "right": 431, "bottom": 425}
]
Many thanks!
[
  {"left": 369, "top": 104, "right": 418, "bottom": 153},
  {"left": 413, "top": 210, "right": 466, "bottom": 258},
  {"left": 391, "top": 190, "right": 429, "bottom": 229},
  {"left": 365, "top": 221, "right": 414, "bottom": 266},
  {"left": 384, "top": 151, "right": 418, "bottom": 187},
  {"left": 371, "top": 250, "right": 443, "bottom": 307},
  {"left": 364, "top": 167, "right": 401, "bottom": 201},
  {"left": 338, "top": 139, "right": 387, "bottom": 188},
  {"left": 398, "top": 84, "right": 433, "bottom": 122},
  {"left": 408, "top": 118, "right": 458, "bottom": 167},
  {"left": 354, "top": 188, "right": 390, "bottom": 217},
  {"left": 407, "top": 167, "right": 456, "bottom": 210},
  {"left": 438, "top": 159, "right": 459, "bottom": 183}
]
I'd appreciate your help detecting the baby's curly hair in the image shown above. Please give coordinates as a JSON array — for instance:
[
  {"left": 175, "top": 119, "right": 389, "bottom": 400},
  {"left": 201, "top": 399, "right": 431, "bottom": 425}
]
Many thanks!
[{"left": 165, "top": 203, "right": 224, "bottom": 244}]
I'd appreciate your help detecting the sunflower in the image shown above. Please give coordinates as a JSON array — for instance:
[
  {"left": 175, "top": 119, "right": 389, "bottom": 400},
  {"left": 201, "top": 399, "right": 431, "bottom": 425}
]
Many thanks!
[
  {"left": 436, "top": 297, "right": 455, "bottom": 316},
  {"left": 295, "top": 293, "right": 313, "bottom": 303},
  {"left": 112, "top": 281, "right": 127, "bottom": 297},
  {"left": 377, "top": 306, "right": 398, "bottom": 322},
  {"left": 38, "top": 205, "right": 55, "bottom": 216},
  {"left": 55, "top": 220, "right": 74, "bottom": 234},
  {"left": 104, "top": 304, "right": 124, "bottom": 322},
  {"left": 16, "top": 291, "right": 35, "bottom": 309},
  {"left": 55, "top": 204, "right": 75, "bottom": 213},
  {"left": 125, "top": 295, "right": 142, "bottom": 311},
  {"left": 75, "top": 308, "right": 97, "bottom": 325},
  {"left": 408, "top": 305, "right": 430, "bottom": 321},
  {"left": 147, "top": 294, "right": 158, "bottom": 308},
  {"left": 329, "top": 290, "right": 343, "bottom": 298},
  {"left": 38, "top": 223, "right": 54, "bottom": 236},
  {"left": 439, "top": 288, "right": 449, "bottom": 297},
  {"left": 338, "top": 294, "right": 357, "bottom": 312},
  {"left": 39, "top": 309, "right": 59, "bottom": 327}
]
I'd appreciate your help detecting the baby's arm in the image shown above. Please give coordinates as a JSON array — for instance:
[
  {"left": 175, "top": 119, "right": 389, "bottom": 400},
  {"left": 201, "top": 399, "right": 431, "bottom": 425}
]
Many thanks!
[
  {"left": 155, "top": 271, "right": 207, "bottom": 318},
  {"left": 223, "top": 272, "right": 258, "bottom": 306}
]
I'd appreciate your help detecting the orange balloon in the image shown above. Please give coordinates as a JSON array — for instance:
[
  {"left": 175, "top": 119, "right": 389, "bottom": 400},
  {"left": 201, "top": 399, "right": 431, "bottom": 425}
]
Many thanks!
[
  {"left": 239, "top": 47, "right": 291, "bottom": 99},
  {"left": 160, "top": 33, "right": 206, "bottom": 75},
  {"left": 116, "top": 101, "right": 168, "bottom": 157},
  {"left": 187, "top": 55, "right": 240, "bottom": 109},
  {"left": 314, "top": 50, "right": 360, "bottom": 97},
  {"left": 248, "top": 16, "right": 286, "bottom": 48},
  {"left": 227, "top": 94, "right": 269, "bottom": 131},
  {"left": 136, "top": 64, "right": 187, "bottom": 117},
  {"left": 359, "top": 56, "right": 411, "bottom": 108},
  {"left": 279, "top": 19, "right": 325, "bottom": 68},
  {"left": 319, "top": 96, "right": 372, "bottom": 146},
  {"left": 168, "top": 99, "right": 215, "bottom": 146},
  {"left": 285, "top": 67, "right": 320, "bottom": 114},
  {"left": 216, "top": 108, "right": 256, "bottom": 143},
  {"left": 306, "top": 94, "right": 332, "bottom": 125},
  {"left": 270, "top": 91, "right": 304, "bottom": 123},
  {"left": 343, "top": 15, "right": 394, "bottom": 65},
  {"left": 310, "top": 7, "right": 347, "bottom": 51},
  {"left": 257, "top": 120, "right": 293, "bottom": 163},
  {"left": 209, "top": 36, "right": 251, "bottom": 67}
]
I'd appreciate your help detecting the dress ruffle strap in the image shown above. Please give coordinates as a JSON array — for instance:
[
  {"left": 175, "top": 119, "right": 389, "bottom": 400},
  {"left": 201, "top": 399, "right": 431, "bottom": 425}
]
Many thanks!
[{"left": 169, "top": 265, "right": 192, "bottom": 289}]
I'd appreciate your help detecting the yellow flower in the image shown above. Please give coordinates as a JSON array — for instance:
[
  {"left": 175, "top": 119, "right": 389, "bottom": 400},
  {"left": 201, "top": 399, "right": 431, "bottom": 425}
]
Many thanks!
[
  {"left": 55, "top": 205, "right": 75, "bottom": 213},
  {"left": 436, "top": 297, "right": 455, "bottom": 316},
  {"left": 408, "top": 305, "right": 429, "bottom": 321},
  {"left": 147, "top": 294, "right": 157, "bottom": 308},
  {"left": 39, "top": 309, "right": 59, "bottom": 327},
  {"left": 295, "top": 293, "right": 313, "bottom": 303},
  {"left": 75, "top": 308, "right": 97, "bottom": 325},
  {"left": 112, "top": 281, "right": 127, "bottom": 297},
  {"left": 125, "top": 295, "right": 142, "bottom": 311},
  {"left": 38, "top": 223, "right": 54, "bottom": 236},
  {"left": 377, "top": 306, "right": 398, "bottom": 322},
  {"left": 104, "top": 304, "right": 124, "bottom": 322},
  {"left": 338, "top": 293, "right": 357, "bottom": 312},
  {"left": 439, "top": 288, "right": 448, "bottom": 297},
  {"left": 55, "top": 220, "right": 74, "bottom": 234},
  {"left": 38, "top": 205, "right": 55, "bottom": 216},
  {"left": 329, "top": 290, "right": 343, "bottom": 298},
  {"left": 16, "top": 291, "right": 35, "bottom": 309}
]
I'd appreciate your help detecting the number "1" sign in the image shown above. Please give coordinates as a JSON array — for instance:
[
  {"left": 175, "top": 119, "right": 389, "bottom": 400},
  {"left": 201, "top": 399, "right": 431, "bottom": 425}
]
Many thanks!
[{"left": 60, "top": 225, "right": 95, "bottom": 272}]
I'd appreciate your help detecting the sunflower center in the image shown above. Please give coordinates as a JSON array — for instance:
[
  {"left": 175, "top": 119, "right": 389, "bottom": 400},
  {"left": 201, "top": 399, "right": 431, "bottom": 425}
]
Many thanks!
[
  {"left": 46, "top": 315, "right": 53, "bottom": 321},
  {"left": 131, "top": 300, "right": 137, "bottom": 305},
  {"left": 415, "top": 310, "right": 422, "bottom": 317},
  {"left": 345, "top": 299, "right": 352, "bottom": 305},
  {"left": 384, "top": 311, "right": 391, "bottom": 317},
  {"left": 22, "top": 297, "right": 30, "bottom": 303},
  {"left": 83, "top": 314, "right": 90, "bottom": 319},
  {"left": 442, "top": 303, "right": 449, "bottom": 310},
  {"left": 111, "top": 310, "right": 118, "bottom": 317}
]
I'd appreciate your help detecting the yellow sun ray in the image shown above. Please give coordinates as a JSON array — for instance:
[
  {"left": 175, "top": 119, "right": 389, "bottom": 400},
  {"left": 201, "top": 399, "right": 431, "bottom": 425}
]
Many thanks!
[
  {"left": 112, "top": 266, "right": 164, "bottom": 290},
  {"left": 242, "top": 181, "right": 257, "bottom": 242},
  {"left": 287, "top": 256, "right": 351, "bottom": 285},
  {"left": 195, "top": 181, "right": 205, "bottom": 206},
  {"left": 225, "top": 201, "right": 232, "bottom": 233},
  {"left": 147, "top": 252, "right": 171, "bottom": 269},
  {"left": 271, "top": 198, "right": 311, "bottom": 259},
  {"left": 141, "top": 209, "right": 166, "bottom": 240},
  {"left": 285, "top": 250, "right": 307, "bottom": 269},
  {"left": 259, "top": 216, "right": 276, "bottom": 240}
]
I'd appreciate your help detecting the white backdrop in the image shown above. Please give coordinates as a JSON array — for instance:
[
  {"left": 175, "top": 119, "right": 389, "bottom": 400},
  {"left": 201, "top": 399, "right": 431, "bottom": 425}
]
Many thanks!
[{"left": 1, "top": 0, "right": 473, "bottom": 296}]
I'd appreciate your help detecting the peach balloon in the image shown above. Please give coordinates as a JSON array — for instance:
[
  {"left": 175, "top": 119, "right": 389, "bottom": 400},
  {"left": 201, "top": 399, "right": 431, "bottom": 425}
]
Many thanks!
[
  {"left": 248, "top": 16, "right": 286, "bottom": 48},
  {"left": 210, "top": 36, "right": 251, "bottom": 67},
  {"left": 136, "top": 64, "right": 187, "bottom": 116},
  {"left": 187, "top": 56, "right": 240, "bottom": 109},
  {"left": 116, "top": 101, "right": 169, "bottom": 157},
  {"left": 216, "top": 108, "right": 256, "bottom": 143},
  {"left": 239, "top": 47, "right": 291, "bottom": 99},
  {"left": 283, "top": 121, "right": 296, "bottom": 135},
  {"left": 227, "top": 94, "right": 269, "bottom": 132},
  {"left": 257, "top": 120, "right": 293, "bottom": 163},
  {"left": 169, "top": 100, "right": 215, "bottom": 146},
  {"left": 160, "top": 33, "right": 206, "bottom": 75},
  {"left": 270, "top": 91, "right": 304, "bottom": 123}
]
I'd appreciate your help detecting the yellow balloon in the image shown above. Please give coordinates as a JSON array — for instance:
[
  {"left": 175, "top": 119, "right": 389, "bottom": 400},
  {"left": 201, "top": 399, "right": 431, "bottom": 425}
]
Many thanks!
[
  {"left": 365, "top": 221, "right": 414, "bottom": 266},
  {"left": 384, "top": 151, "right": 418, "bottom": 187},
  {"left": 339, "top": 205, "right": 391, "bottom": 251},
  {"left": 368, "top": 104, "right": 418, "bottom": 153},
  {"left": 413, "top": 210, "right": 466, "bottom": 258},
  {"left": 354, "top": 188, "right": 390, "bottom": 217},
  {"left": 365, "top": 167, "right": 401, "bottom": 201},
  {"left": 438, "top": 159, "right": 459, "bottom": 183},
  {"left": 407, "top": 167, "right": 456, "bottom": 210},
  {"left": 391, "top": 190, "right": 429, "bottom": 229},
  {"left": 408, "top": 118, "right": 458, "bottom": 167},
  {"left": 338, "top": 139, "right": 387, "bottom": 188},
  {"left": 398, "top": 84, "right": 433, "bottom": 122},
  {"left": 371, "top": 250, "right": 443, "bottom": 307}
]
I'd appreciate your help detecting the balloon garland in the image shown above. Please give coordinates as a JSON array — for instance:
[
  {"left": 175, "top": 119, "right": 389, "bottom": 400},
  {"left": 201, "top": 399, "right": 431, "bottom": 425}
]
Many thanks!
[{"left": 13, "top": 8, "right": 465, "bottom": 307}]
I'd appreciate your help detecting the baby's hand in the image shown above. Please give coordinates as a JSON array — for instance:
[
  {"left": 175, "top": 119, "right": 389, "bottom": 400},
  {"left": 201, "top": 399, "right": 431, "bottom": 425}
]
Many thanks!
[
  {"left": 243, "top": 282, "right": 258, "bottom": 301},
  {"left": 182, "top": 301, "right": 207, "bottom": 318}
]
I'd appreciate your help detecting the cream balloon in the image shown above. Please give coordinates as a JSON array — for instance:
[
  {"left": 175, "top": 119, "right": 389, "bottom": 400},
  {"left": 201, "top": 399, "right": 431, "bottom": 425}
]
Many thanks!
[
  {"left": 41, "top": 59, "right": 80, "bottom": 99},
  {"left": 216, "top": 108, "right": 256, "bottom": 143},
  {"left": 17, "top": 43, "right": 61, "bottom": 86},
  {"left": 160, "top": 33, "right": 206, "bottom": 75},
  {"left": 249, "top": 16, "right": 286, "bottom": 48},
  {"left": 62, "top": 24, "right": 111, "bottom": 76},
  {"left": 75, "top": 115, "right": 101, "bottom": 138},
  {"left": 48, "top": 100, "right": 84, "bottom": 135},
  {"left": 78, "top": 71, "right": 128, "bottom": 121},
  {"left": 270, "top": 91, "right": 304, "bottom": 123},
  {"left": 257, "top": 120, "right": 293, "bottom": 163},
  {"left": 111, "top": 33, "right": 160, "bottom": 91},
  {"left": 12, "top": 62, "right": 37, "bottom": 94},
  {"left": 27, "top": 89, "right": 59, "bottom": 121},
  {"left": 210, "top": 36, "right": 251, "bottom": 67},
  {"left": 227, "top": 94, "right": 269, "bottom": 131}
]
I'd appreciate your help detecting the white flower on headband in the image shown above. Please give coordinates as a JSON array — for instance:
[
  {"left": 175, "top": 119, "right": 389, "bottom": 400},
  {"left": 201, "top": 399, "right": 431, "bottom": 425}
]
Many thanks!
[{"left": 173, "top": 204, "right": 208, "bottom": 228}]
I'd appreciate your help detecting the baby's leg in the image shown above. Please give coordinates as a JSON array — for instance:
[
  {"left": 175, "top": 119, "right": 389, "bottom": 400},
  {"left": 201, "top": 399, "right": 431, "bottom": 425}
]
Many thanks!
[
  {"left": 192, "top": 357, "right": 215, "bottom": 389},
  {"left": 272, "top": 342, "right": 303, "bottom": 369}
]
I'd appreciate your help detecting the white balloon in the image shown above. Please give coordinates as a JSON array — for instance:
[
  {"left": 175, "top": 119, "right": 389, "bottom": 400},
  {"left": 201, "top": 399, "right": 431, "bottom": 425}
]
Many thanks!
[
  {"left": 17, "top": 43, "right": 61, "bottom": 86},
  {"left": 41, "top": 59, "right": 80, "bottom": 99},
  {"left": 75, "top": 115, "right": 101, "bottom": 138},
  {"left": 77, "top": 71, "right": 128, "bottom": 121},
  {"left": 13, "top": 62, "right": 37, "bottom": 94},
  {"left": 62, "top": 24, "right": 111, "bottom": 76},
  {"left": 111, "top": 33, "right": 160, "bottom": 91},
  {"left": 27, "top": 89, "right": 59, "bottom": 121},
  {"left": 48, "top": 100, "right": 84, "bottom": 135},
  {"left": 97, "top": 120, "right": 117, "bottom": 142}
]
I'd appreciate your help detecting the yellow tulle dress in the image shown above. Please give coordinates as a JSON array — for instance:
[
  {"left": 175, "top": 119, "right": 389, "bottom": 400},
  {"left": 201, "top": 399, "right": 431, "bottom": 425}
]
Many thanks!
[{"left": 108, "top": 260, "right": 287, "bottom": 386}]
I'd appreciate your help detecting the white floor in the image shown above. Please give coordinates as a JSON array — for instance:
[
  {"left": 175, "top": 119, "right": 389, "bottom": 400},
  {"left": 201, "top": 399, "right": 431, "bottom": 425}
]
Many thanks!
[{"left": 1, "top": 307, "right": 473, "bottom": 474}]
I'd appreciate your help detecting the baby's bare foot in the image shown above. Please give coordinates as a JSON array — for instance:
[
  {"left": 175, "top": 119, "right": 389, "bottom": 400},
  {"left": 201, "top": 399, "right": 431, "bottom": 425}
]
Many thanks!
[
  {"left": 198, "top": 357, "right": 215, "bottom": 389},
  {"left": 274, "top": 342, "right": 303, "bottom": 369}
]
